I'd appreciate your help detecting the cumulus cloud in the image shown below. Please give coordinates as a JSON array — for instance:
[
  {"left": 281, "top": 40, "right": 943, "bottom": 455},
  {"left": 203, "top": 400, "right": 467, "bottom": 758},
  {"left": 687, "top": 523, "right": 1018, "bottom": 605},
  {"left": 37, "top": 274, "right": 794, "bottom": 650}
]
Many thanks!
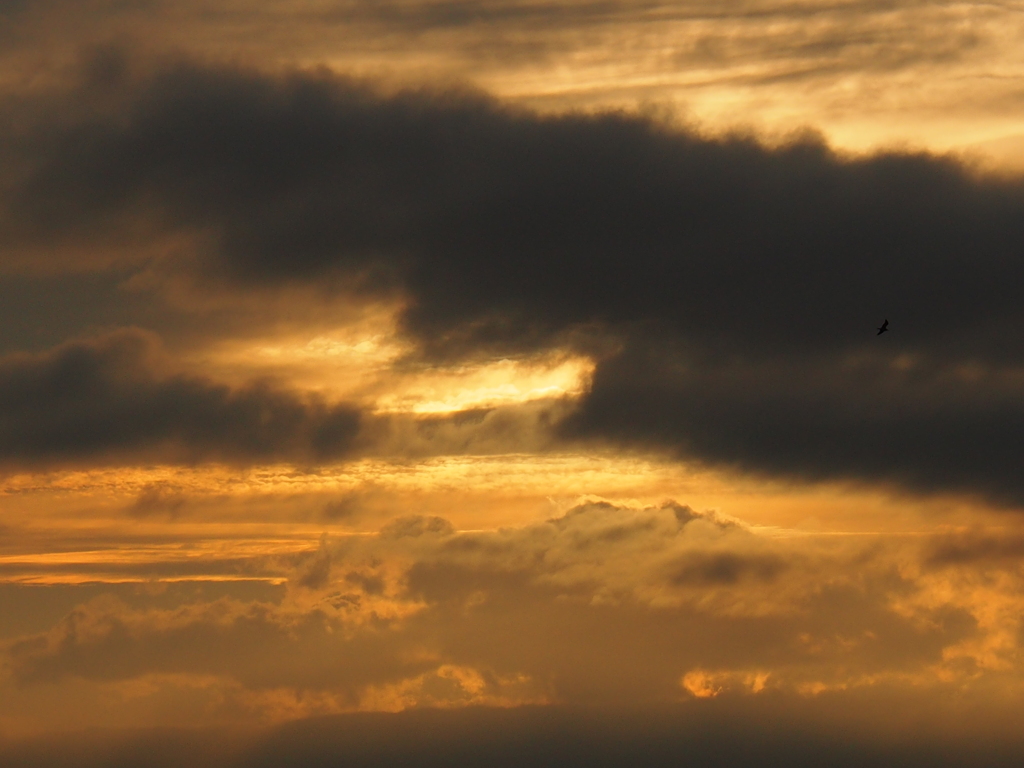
[{"left": 2, "top": 501, "right": 994, "bottom": 711}]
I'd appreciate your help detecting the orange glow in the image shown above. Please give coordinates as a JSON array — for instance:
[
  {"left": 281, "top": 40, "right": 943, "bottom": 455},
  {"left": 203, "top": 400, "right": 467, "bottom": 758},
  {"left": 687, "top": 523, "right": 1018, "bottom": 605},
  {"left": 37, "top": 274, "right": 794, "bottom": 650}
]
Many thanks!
[{"left": 4, "top": 1, "right": 1024, "bottom": 746}]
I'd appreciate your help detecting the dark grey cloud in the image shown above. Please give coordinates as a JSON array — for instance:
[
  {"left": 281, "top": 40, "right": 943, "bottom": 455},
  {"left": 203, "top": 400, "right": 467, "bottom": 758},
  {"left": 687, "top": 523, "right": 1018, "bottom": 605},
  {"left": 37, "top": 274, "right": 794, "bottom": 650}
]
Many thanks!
[
  {"left": 563, "top": 342, "right": 1024, "bottom": 504},
  {"left": 0, "top": 316, "right": 568, "bottom": 465},
  {"left": 5, "top": 57, "right": 1022, "bottom": 358},
  {"left": 0, "top": 329, "right": 361, "bottom": 467},
  {"left": 6, "top": 59, "right": 1024, "bottom": 498},
  {"left": 0, "top": 271, "right": 153, "bottom": 356}
]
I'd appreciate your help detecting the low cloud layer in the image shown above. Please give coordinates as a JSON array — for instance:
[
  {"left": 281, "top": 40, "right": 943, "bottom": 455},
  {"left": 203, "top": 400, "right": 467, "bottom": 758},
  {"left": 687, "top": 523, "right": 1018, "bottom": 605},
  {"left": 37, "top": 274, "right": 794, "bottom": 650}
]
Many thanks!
[{"left": 3, "top": 502, "right": 1006, "bottom": 712}]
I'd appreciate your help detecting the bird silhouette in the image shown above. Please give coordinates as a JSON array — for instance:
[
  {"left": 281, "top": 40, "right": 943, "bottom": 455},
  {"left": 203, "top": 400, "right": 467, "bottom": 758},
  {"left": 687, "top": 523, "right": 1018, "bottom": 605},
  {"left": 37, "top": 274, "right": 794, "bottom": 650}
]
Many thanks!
[{"left": 877, "top": 319, "right": 889, "bottom": 335}]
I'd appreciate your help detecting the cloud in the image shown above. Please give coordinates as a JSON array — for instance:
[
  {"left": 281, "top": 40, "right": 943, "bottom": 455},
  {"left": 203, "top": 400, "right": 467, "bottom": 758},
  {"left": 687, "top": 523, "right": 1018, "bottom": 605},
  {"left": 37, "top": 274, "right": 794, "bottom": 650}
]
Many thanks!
[
  {"left": 563, "top": 342, "right": 1024, "bottom": 504},
  {"left": 6, "top": 58, "right": 1024, "bottom": 499},
  {"left": 295, "top": 535, "right": 336, "bottom": 591},
  {"left": 5, "top": 501, "right": 984, "bottom": 706},
  {"left": 4, "top": 498, "right": 1023, "bottom": 767},
  {"left": 128, "top": 482, "right": 188, "bottom": 519},
  {"left": 6, "top": 60, "right": 1023, "bottom": 362},
  {"left": 0, "top": 494, "right": 1020, "bottom": 759},
  {"left": 0, "top": 2, "right": 1002, "bottom": 94},
  {"left": 361, "top": 398, "right": 570, "bottom": 459},
  {"left": 5, "top": 56, "right": 1022, "bottom": 354},
  {"left": 924, "top": 531, "right": 1024, "bottom": 568},
  {"left": 4, "top": 594, "right": 427, "bottom": 694},
  {"left": 0, "top": 329, "right": 361, "bottom": 467},
  {"left": 670, "top": 551, "right": 787, "bottom": 586},
  {"left": 380, "top": 516, "right": 456, "bottom": 540},
  {"left": 0, "top": 324, "right": 572, "bottom": 466}
]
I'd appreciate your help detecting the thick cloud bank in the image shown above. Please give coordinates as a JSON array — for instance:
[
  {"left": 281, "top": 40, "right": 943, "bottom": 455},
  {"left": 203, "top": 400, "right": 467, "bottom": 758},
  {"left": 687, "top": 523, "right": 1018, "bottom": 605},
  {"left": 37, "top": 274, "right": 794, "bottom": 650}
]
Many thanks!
[
  {"left": 4, "top": 57, "right": 1024, "bottom": 498},
  {"left": 565, "top": 342, "right": 1024, "bottom": 503},
  {"left": 6, "top": 59, "right": 1022, "bottom": 353},
  {"left": 0, "top": 330, "right": 361, "bottom": 466}
]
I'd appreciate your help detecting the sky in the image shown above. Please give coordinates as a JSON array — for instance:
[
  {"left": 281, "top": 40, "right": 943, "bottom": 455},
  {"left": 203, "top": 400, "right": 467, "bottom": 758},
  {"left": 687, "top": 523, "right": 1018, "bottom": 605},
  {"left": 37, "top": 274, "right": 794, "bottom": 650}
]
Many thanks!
[{"left": 3, "top": 1, "right": 1024, "bottom": 765}]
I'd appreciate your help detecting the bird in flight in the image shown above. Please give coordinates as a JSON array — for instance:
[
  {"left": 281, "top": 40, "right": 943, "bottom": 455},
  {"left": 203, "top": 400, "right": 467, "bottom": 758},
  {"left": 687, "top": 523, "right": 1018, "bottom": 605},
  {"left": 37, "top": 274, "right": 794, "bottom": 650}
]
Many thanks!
[{"left": 877, "top": 319, "right": 889, "bottom": 335}]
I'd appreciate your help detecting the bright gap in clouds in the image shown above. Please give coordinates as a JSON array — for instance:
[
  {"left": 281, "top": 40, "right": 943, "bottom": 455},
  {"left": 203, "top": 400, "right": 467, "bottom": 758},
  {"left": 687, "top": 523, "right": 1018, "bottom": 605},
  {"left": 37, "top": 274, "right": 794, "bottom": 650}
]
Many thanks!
[
  {"left": 193, "top": 312, "right": 594, "bottom": 414},
  {"left": 376, "top": 356, "right": 594, "bottom": 414}
]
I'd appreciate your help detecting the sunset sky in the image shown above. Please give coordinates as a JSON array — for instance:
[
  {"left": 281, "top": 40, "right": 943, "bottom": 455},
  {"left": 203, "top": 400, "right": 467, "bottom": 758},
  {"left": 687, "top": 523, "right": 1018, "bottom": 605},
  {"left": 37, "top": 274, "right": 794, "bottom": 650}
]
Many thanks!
[{"left": 3, "top": 2, "right": 1024, "bottom": 765}]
